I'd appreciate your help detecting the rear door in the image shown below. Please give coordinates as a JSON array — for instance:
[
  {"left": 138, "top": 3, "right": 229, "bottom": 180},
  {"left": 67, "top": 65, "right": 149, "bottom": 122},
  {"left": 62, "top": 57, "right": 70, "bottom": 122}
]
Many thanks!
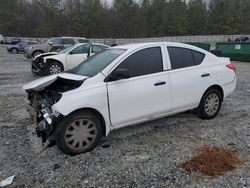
[
  {"left": 166, "top": 46, "right": 211, "bottom": 111},
  {"left": 107, "top": 46, "right": 171, "bottom": 127},
  {"left": 66, "top": 43, "right": 91, "bottom": 70}
]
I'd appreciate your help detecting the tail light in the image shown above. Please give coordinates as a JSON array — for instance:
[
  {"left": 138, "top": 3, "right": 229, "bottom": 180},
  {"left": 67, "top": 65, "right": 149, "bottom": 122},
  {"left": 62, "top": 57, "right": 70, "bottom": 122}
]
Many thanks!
[{"left": 226, "top": 64, "right": 236, "bottom": 74}]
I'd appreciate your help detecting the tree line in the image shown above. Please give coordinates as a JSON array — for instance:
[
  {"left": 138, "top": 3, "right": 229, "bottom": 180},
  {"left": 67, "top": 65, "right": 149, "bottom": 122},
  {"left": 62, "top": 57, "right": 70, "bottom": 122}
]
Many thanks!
[{"left": 0, "top": 0, "right": 249, "bottom": 38}]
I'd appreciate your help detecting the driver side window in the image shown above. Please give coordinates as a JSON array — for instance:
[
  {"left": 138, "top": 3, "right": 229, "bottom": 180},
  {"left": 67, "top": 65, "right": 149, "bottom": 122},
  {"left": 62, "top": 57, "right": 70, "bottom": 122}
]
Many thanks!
[
  {"left": 71, "top": 44, "right": 91, "bottom": 54},
  {"left": 115, "top": 47, "right": 163, "bottom": 78}
]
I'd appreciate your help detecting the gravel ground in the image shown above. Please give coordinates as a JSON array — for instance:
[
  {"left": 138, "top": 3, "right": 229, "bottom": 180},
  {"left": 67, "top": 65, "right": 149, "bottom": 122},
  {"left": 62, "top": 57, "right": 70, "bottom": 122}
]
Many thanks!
[{"left": 0, "top": 45, "right": 249, "bottom": 188}]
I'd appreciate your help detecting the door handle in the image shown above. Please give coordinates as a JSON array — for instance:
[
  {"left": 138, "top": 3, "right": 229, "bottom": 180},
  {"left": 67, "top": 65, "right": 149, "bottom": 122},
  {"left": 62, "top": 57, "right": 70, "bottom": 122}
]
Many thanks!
[
  {"left": 154, "top": 81, "right": 166, "bottom": 86},
  {"left": 201, "top": 73, "right": 210, "bottom": 77}
]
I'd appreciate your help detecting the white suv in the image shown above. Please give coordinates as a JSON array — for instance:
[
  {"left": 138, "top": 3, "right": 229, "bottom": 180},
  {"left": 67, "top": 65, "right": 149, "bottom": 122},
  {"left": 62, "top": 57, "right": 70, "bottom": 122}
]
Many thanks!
[{"left": 23, "top": 42, "right": 237, "bottom": 155}]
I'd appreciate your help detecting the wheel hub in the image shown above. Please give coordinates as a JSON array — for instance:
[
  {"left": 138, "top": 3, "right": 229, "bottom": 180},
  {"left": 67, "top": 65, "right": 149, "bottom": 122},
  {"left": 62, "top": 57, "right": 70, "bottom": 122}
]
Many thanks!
[
  {"left": 64, "top": 119, "right": 97, "bottom": 150},
  {"left": 49, "top": 65, "right": 61, "bottom": 74},
  {"left": 204, "top": 93, "right": 220, "bottom": 116}
]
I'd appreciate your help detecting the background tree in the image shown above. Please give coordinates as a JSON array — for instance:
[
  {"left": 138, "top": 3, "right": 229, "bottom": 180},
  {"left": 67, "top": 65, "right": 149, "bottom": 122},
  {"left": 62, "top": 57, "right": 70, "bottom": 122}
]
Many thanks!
[{"left": 0, "top": 0, "right": 249, "bottom": 38}]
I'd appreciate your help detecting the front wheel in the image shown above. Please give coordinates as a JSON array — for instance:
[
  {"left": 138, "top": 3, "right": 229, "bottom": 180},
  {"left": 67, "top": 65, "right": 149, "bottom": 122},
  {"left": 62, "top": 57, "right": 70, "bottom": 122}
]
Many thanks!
[
  {"left": 47, "top": 62, "right": 63, "bottom": 75},
  {"left": 197, "top": 89, "right": 222, "bottom": 119},
  {"left": 55, "top": 111, "right": 103, "bottom": 155},
  {"left": 11, "top": 48, "right": 18, "bottom": 54}
]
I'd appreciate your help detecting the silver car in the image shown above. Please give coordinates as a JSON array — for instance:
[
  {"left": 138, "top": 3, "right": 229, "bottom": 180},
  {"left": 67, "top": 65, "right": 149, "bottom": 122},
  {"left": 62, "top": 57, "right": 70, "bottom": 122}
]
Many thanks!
[{"left": 25, "top": 37, "right": 89, "bottom": 59}]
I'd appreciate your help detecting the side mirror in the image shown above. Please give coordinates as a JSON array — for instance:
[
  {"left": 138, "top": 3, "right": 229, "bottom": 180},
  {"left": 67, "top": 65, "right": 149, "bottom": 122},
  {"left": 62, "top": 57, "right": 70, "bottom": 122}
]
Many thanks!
[
  {"left": 48, "top": 41, "right": 53, "bottom": 46},
  {"left": 104, "top": 69, "right": 130, "bottom": 82},
  {"left": 69, "top": 51, "right": 73, "bottom": 55}
]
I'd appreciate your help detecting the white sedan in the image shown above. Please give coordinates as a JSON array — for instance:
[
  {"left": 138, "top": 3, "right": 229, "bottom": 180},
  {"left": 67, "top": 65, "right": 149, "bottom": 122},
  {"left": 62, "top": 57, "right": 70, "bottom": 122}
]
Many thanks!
[
  {"left": 24, "top": 42, "right": 236, "bottom": 155},
  {"left": 31, "top": 43, "right": 109, "bottom": 76}
]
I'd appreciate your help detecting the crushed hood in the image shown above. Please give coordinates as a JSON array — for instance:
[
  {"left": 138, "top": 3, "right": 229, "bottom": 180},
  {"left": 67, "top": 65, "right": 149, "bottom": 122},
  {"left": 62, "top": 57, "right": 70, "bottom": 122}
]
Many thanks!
[
  {"left": 23, "top": 73, "right": 88, "bottom": 91},
  {"left": 34, "top": 52, "right": 58, "bottom": 59}
]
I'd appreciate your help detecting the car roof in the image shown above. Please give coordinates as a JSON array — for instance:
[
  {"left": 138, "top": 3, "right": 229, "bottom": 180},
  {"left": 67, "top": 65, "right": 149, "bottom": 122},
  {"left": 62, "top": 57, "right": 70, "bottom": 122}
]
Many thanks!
[
  {"left": 73, "top": 43, "right": 109, "bottom": 47},
  {"left": 113, "top": 42, "right": 209, "bottom": 54},
  {"left": 60, "top": 36, "right": 87, "bottom": 39},
  {"left": 92, "top": 43, "right": 110, "bottom": 47}
]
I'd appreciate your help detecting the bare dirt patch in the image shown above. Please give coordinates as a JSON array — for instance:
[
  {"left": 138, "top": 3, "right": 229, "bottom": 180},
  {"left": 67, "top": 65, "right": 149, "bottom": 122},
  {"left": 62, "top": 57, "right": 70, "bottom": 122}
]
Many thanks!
[{"left": 181, "top": 146, "right": 244, "bottom": 177}]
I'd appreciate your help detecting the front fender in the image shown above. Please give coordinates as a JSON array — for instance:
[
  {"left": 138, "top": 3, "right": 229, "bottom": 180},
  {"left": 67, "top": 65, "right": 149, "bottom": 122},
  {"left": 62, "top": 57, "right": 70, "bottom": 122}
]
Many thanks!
[
  {"left": 52, "top": 85, "right": 111, "bottom": 136},
  {"left": 45, "top": 54, "right": 66, "bottom": 66}
]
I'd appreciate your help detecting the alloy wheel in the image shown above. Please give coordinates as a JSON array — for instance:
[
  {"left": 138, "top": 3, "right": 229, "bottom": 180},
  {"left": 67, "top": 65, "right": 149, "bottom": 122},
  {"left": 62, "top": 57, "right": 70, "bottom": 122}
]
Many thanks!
[{"left": 49, "top": 64, "right": 62, "bottom": 74}]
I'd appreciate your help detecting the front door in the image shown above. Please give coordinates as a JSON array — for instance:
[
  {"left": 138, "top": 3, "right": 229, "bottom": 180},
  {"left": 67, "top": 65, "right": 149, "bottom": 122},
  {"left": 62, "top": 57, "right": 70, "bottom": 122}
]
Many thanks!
[{"left": 107, "top": 46, "right": 171, "bottom": 127}]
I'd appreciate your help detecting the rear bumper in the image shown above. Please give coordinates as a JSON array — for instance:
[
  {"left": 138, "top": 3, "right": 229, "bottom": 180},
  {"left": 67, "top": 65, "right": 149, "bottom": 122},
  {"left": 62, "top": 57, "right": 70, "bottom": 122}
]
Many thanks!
[{"left": 223, "top": 78, "right": 237, "bottom": 99}]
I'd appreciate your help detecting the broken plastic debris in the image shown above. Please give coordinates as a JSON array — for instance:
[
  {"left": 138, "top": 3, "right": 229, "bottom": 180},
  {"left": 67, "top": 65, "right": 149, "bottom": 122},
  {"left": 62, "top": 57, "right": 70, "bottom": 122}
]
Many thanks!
[{"left": 0, "top": 175, "right": 15, "bottom": 187}]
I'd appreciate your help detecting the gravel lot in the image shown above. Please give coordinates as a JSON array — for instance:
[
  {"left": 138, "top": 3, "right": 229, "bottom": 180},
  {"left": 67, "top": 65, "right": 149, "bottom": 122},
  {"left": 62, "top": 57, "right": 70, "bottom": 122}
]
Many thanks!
[{"left": 0, "top": 46, "right": 249, "bottom": 188}]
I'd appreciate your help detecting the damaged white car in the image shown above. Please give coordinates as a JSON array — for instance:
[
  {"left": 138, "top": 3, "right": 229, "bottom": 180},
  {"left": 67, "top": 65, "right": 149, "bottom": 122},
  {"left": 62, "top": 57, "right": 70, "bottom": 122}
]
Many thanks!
[
  {"left": 23, "top": 42, "right": 236, "bottom": 155},
  {"left": 31, "top": 43, "right": 109, "bottom": 76}
]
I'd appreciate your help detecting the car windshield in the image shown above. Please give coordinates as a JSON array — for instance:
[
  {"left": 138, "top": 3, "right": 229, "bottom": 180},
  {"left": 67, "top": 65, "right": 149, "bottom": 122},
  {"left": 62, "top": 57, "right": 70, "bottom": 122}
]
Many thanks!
[
  {"left": 59, "top": 45, "right": 75, "bottom": 54},
  {"left": 69, "top": 49, "right": 126, "bottom": 77}
]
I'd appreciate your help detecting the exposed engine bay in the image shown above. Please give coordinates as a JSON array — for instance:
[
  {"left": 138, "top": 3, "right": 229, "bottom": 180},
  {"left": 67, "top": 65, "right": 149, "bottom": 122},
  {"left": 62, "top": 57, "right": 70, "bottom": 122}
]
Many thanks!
[{"left": 25, "top": 77, "right": 84, "bottom": 143}]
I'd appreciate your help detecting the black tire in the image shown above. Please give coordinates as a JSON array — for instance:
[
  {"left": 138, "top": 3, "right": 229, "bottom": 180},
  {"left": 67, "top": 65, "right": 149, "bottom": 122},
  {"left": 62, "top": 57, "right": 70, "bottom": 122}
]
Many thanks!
[
  {"left": 47, "top": 61, "right": 63, "bottom": 75},
  {"left": 55, "top": 111, "right": 103, "bottom": 155},
  {"left": 32, "top": 51, "right": 43, "bottom": 58},
  {"left": 11, "top": 48, "right": 19, "bottom": 54},
  {"left": 197, "top": 89, "right": 222, "bottom": 119}
]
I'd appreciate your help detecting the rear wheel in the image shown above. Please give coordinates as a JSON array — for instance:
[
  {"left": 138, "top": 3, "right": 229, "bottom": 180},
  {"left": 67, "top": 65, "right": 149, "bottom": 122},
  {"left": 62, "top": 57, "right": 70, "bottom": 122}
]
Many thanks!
[
  {"left": 47, "top": 62, "right": 63, "bottom": 75},
  {"left": 55, "top": 111, "right": 103, "bottom": 155},
  {"left": 197, "top": 89, "right": 222, "bottom": 119}
]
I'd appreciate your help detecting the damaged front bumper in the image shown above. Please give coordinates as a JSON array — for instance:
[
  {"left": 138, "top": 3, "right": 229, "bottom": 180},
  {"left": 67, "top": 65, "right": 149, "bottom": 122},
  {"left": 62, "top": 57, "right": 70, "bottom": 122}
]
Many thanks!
[
  {"left": 27, "top": 104, "right": 58, "bottom": 143},
  {"left": 31, "top": 57, "right": 47, "bottom": 76}
]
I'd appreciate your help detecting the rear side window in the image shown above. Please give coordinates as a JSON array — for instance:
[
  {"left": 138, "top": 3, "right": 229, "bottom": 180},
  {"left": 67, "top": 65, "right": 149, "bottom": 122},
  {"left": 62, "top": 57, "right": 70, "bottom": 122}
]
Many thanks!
[
  {"left": 167, "top": 47, "right": 205, "bottom": 70},
  {"left": 192, "top": 50, "right": 205, "bottom": 65},
  {"left": 78, "top": 39, "right": 89, "bottom": 43},
  {"left": 63, "top": 38, "right": 75, "bottom": 45},
  {"left": 115, "top": 47, "right": 163, "bottom": 78}
]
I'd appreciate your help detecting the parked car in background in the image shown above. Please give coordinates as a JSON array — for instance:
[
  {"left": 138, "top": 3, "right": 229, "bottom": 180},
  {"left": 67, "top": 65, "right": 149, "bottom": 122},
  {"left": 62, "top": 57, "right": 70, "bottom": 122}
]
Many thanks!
[
  {"left": 228, "top": 36, "right": 250, "bottom": 42},
  {"left": 25, "top": 37, "right": 89, "bottom": 59},
  {"left": 7, "top": 41, "right": 40, "bottom": 54},
  {"left": 235, "top": 36, "right": 249, "bottom": 42},
  {"left": 23, "top": 42, "right": 236, "bottom": 155},
  {"left": 0, "top": 34, "right": 3, "bottom": 44},
  {"left": 31, "top": 43, "right": 109, "bottom": 76},
  {"left": 10, "top": 38, "right": 22, "bottom": 45}
]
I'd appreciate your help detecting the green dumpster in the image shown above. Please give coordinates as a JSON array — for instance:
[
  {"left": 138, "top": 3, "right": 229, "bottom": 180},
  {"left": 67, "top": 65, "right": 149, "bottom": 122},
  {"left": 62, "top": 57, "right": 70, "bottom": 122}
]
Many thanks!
[
  {"left": 216, "top": 42, "right": 250, "bottom": 62},
  {"left": 187, "top": 42, "right": 211, "bottom": 51}
]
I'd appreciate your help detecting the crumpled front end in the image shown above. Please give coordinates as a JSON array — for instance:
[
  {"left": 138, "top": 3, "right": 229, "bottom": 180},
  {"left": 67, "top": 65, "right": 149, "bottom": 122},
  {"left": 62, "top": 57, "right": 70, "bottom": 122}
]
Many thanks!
[
  {"left": 24, "top": 74, "right": 87, "bottom": 143},
  {"left": 32, "top": 56, "right": 47, "bottom": 76},
  {"left": 26, "top": 89, "right": 62, "bottom": 142},
  {"left": 31, "top": 52, "right": 58, "bottom": 76}
]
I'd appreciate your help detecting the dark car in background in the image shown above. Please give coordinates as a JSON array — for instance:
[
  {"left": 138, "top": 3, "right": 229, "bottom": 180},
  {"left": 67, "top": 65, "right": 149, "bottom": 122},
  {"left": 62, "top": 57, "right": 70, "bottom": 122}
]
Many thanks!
[
  {"left": 7, "top": 41, "right": 40, "bottom": 54},
  {"left": 235, "top": 36, "right": 249, "bottom": 42}
]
